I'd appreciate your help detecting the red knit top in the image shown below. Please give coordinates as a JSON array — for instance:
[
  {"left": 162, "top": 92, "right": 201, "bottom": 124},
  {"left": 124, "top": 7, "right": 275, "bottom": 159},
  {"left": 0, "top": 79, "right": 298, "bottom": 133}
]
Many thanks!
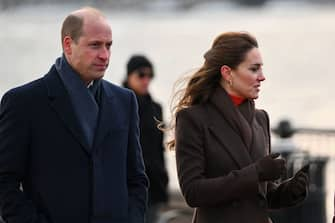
[{"left": 229, "top": 94, "right": 245, "bottom": 106}]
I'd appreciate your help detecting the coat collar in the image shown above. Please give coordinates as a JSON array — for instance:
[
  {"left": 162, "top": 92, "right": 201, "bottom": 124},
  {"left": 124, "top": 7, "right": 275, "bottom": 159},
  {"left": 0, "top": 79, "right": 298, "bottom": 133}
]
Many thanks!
[
  {"left": 43, "top": 66, "right": 116, "bottom": 155},
  {"left": 206, "top": 87, "right": 254, "bottom": 168},
  {"left": 44, "top": 66, "right": 91, "bottom": 154}
]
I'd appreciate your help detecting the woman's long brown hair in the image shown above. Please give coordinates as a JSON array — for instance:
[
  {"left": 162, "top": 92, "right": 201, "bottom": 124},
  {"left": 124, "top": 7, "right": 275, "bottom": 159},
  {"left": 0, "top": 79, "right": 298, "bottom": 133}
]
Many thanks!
[{"left": 166, "top": 32, "right": 258, "bottom": 149}]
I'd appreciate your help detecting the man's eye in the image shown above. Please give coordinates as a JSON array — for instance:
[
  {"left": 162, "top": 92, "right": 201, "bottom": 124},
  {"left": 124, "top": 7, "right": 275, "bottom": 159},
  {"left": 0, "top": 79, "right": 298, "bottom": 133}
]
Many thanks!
[{"left": 90, "top": 43, "right": 99, "bottom": 48}]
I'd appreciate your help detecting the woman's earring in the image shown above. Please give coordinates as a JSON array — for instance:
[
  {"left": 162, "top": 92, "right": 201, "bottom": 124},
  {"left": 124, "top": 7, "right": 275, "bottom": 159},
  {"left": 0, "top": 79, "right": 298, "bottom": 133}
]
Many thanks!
[{"left": 228, "top": 79, "right": 233, "bottom": 86}]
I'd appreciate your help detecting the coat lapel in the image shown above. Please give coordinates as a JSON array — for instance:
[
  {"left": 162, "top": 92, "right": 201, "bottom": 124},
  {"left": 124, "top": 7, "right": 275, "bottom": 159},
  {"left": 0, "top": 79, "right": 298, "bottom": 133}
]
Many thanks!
[
  {"left": 207, "top": 105, "right": 252, "bottom": 169},
  {"left": 92, "top": 81, "right": 116, "bottom": 153},
  {"left": 206, "top": 87, "right": 253, "bottom": 169},
  {"left": 43, "top": 67, "right": 91, "bottom": 154}
]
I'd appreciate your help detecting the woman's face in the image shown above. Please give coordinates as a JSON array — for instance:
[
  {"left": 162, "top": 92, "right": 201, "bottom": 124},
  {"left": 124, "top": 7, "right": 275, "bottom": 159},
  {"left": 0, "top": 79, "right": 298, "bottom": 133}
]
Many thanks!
[{"left": 223, "top": 47, "right": 265, "bottom": 100}]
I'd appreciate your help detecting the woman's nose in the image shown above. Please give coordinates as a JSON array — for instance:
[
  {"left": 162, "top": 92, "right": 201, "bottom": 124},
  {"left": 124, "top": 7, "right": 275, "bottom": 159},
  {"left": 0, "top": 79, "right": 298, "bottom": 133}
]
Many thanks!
[{"left": 258, "top": 72, "right": 266, "bottom": 81}]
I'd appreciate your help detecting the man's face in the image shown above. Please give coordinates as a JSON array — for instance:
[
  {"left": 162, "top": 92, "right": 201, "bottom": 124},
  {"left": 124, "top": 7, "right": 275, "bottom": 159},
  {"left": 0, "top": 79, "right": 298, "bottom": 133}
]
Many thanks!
[
  {"left": 128, "top": 67, "right": 153, "bottom": 96},
  {"left": 65, "top": 17, "right": 112, "bottom": 84}
]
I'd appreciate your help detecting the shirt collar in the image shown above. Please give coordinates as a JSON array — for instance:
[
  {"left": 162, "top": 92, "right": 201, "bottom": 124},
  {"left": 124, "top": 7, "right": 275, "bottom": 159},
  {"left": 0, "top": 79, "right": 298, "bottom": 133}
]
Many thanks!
[{"left": 87, "top": 81, "right": 94, "bottom": 88}]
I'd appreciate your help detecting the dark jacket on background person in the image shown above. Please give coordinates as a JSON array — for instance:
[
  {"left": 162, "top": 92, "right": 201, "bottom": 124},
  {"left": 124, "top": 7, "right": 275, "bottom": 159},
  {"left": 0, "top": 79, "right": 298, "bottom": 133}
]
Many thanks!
[
  {"left": 175, "top": 87, "right": 306, "bottom": 223},
  {"left": 0, "top": 58, "right": 148, "bottom": 223},
  {"left": 123, "top": 83, "right": 169, "bottom": 205}
]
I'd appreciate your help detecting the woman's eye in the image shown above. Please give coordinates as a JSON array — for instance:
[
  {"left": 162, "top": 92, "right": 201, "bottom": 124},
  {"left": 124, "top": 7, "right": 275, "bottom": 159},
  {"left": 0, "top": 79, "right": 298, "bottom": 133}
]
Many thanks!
[{"left": 250, "top": 67, "right": 258, "bottom": 72}]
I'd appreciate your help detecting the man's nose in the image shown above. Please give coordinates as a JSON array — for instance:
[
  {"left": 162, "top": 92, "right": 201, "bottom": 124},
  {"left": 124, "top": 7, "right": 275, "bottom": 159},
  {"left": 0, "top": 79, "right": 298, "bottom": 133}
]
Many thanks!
[{"left": 99, "top": 47, "right": 110, "bottom": 60}]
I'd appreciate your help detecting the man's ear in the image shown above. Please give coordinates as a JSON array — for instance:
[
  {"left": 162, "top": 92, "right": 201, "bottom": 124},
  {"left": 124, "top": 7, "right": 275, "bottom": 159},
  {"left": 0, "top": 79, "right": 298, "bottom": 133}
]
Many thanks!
[
  {"left": 220, "top": 65, "right": 232, "bottom": 83},
  {"left": 63, "top": 36, "right": 73, "bottom": 55}
]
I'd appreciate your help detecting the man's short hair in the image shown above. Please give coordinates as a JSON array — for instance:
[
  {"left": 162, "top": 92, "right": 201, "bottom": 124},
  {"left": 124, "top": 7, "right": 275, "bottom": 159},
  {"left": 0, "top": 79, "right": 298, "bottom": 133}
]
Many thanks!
[{"left": 61, "top": 14, "right": 84, "bottom": 46}]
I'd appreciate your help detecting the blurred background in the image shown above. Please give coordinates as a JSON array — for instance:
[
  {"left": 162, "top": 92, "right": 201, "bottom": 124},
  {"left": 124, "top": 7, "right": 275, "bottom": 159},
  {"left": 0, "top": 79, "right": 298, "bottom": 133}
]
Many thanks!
[{"left": 1, "top": 0, "right": 335, "bottom": 222}]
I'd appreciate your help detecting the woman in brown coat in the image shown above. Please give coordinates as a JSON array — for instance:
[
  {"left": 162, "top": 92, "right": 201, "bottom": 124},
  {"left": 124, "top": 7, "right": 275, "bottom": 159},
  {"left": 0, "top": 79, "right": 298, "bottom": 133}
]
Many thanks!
[{"left": 169, "top": 32, "right": 309, "bottom": 223}]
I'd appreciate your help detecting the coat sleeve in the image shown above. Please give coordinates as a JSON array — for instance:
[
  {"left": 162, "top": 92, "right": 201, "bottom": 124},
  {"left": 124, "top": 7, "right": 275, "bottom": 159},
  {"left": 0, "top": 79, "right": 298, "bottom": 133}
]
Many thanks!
[
  {"left": 0, "top": 90, "right": 50, "bottom": 223},
  {"left": 127, "top": 92, "right": 149, "bottom": 223},
  {"left": 151, "top": 103, "right": 169, "bottom": 203},
  {"left": 175, "top": 108, "right": 259, "bottom": 208},
  {"left": 155, "top": 103, "right": 169, "bottom": 194}
]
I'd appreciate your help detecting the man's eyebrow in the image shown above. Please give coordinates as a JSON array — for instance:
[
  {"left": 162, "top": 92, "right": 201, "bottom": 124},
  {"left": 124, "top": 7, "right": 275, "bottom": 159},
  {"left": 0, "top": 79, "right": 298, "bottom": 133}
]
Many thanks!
[{"left": 88, "top": 40, "right": 113, "bottom": 44}]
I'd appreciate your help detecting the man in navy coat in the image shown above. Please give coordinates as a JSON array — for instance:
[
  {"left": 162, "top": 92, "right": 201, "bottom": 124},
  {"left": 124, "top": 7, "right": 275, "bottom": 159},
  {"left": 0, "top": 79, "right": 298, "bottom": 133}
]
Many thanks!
[{"left": 0, "top": 7, "right": 148, "bottom": 223}]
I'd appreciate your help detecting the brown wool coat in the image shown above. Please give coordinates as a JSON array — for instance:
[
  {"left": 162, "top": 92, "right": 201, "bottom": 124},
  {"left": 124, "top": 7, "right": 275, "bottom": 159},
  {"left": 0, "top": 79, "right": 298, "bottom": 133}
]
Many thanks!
[{"left": 175, "top": 88, "right": 305, "bottom": 223}]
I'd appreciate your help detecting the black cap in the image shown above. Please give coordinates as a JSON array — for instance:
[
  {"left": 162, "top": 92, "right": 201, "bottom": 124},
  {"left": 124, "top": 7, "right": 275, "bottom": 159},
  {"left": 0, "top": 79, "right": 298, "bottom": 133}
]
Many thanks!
[
  {"left": 127, "top": 55, "right": 154, "bottom": 77},
  {"left": 273, "top": 120, "right": 295, "bottom": 138}
]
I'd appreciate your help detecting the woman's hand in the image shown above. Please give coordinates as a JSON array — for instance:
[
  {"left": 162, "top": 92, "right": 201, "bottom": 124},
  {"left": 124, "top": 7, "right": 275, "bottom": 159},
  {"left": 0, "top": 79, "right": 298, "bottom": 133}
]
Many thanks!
[
  {"left": 256, "top": 153, "right": 287, "bottom": 182},
  {"left": 286, "top": 165, "right": 309, "bottom": 198}
]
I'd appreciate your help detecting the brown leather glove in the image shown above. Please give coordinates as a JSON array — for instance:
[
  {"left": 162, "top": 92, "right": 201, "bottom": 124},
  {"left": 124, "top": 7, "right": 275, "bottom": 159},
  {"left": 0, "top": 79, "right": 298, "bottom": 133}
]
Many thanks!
[
  {"left": 286, "top": 164, "right": 309, "bottom": 198},
  {"left": 256, "top": 153, "right": 286, "bottom": 182}
]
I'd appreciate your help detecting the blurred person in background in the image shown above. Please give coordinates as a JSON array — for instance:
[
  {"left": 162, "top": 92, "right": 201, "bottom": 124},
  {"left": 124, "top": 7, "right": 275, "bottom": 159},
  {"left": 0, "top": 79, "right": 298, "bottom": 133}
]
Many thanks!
[
  {"left": 271, "top": 119, "right": 298, "bottom": 173},
  {"left": 168, "top": 32, "right": 309, "bottom": 223},
  {"left": 123, "top": 55, "right": 169, "bottom": 223},
  {"left": 0, "top": 7, "right": 148, "bottom": 223}
]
